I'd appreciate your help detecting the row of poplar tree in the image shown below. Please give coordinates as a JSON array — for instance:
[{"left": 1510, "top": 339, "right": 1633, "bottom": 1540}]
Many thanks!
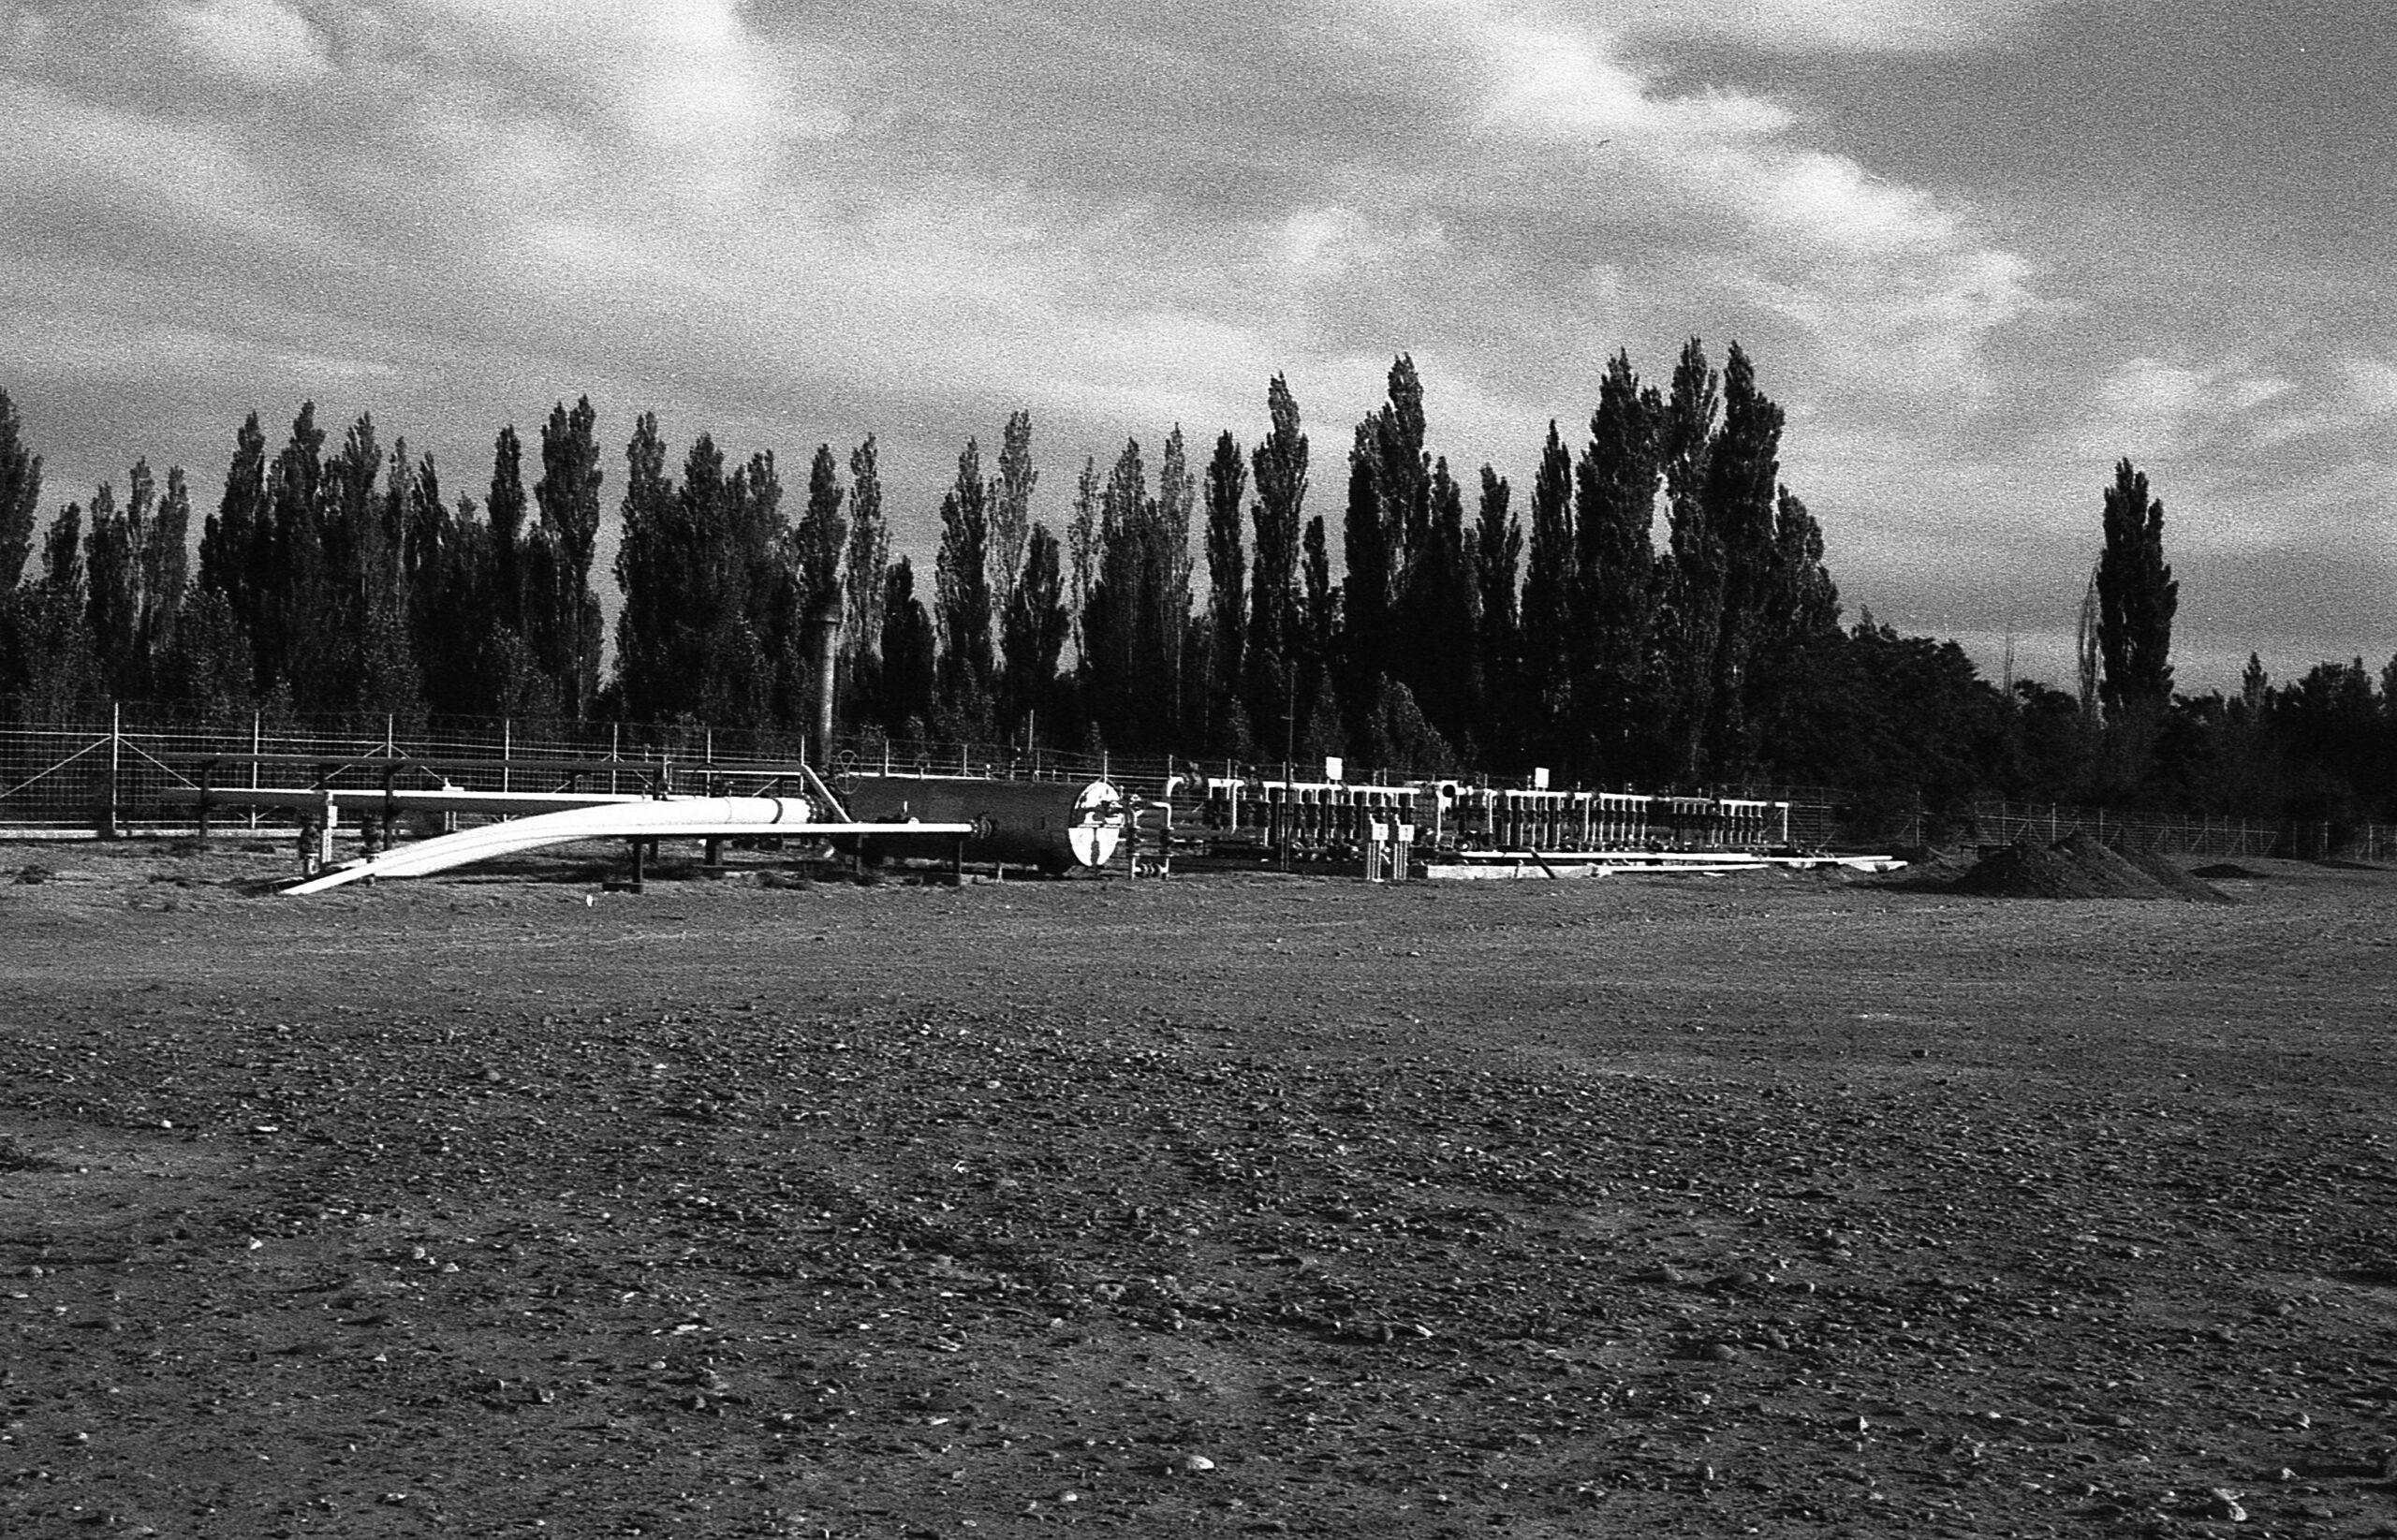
[
  {"left": 0, "top": 344, "right": 1841, "bottom": 787},
  {"left": 0, "top": 348, "right": 2390, "bottom": 824}
]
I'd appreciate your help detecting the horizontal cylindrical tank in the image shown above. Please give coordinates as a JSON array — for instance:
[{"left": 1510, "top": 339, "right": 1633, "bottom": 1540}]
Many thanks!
[{"left": 838, "top": 774, "right": 1125, "bottom": 873}]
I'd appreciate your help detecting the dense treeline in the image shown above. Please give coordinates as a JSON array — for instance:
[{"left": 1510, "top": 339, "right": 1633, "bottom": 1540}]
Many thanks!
[{"left": 0, "top": 354, "right": 2390, "bottom": 837}]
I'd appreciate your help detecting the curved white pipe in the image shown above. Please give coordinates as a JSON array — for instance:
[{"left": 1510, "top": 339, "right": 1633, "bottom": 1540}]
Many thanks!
[{"left": 286, "top": 796, "right": 822, "bottom": 894}]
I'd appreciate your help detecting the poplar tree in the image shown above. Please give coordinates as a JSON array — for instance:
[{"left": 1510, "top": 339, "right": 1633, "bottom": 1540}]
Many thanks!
[
  {"left": 610, "top": 412, "right": 680, "bottom": 722},
  {"left": 1701, "top": 343, "right": 1786, "bottom": 774},
  {"left": 325, "top": 414, "right": 421, "bottom": 724},
  {"left": 1247, "top": 374, "right": 1306, "bottom": 740},
  {"left": 156, "top": 585, "right": 253, "bottom": 720},
  {"left": 726, "top": 447, "right": 796, "bottom": 726},
  {"left": 0, "top": 390, "right": 31, "bottom": 706},
  {"left": 989, "top": 413, "right": 1055, "bottom": 733},
  {"left": 1066, "top": 456, "right": 1100, "bottom": 644},
  {"left": 13, "top": 504, "right": 103, "bottom": 712},
  {"left": 297, "top": 410, "right": 388, "bottom": 716},
  {"left": 481, "top": 426, "right": 557, "bottom": 718},
  {"left": 1156, "top": 425, "right": 1197, "bottom": 742},
  {"left": 139, "top": 464, "right": 189, "bottom": 674},
  {"left": 1298, "top": 512, "right": 1340, "bottom": 757},
  {"left": 1576, "top": 353, "right": 1664, "bottom": 780},
  {"left": 878, "top": 556, "right": 937, "bottom": 737},
  {"left": 2075, "top": 564, "right": 2101, "bottom": 720},
  {"left": 259, "top": 403, "right": 328, "bottom": 708},
  {"left": 403, "top": 449, "right": 498, "bottom": 716},
  {"left": 1203, "top": 429, "right": 1248, "bottom": 753},
  {"left": 1079, "top": 438, "right": 1151, "bottom": 747},
  {"left": 1396, "top": 454, "right": 1476, "bottom": 741},
  {"left": 42, "top": 504, "right": 84, "bottom": 594},
  {"left": 1076, "top": 435, "right": 1196, "bottom": 753},
  {"left": 841, "top": 434, "right": 890, "bottom": 721},
  {"left": 934, "top": 437, "right": 995, "bottom": 738},
  {"left": 1654, "top": 339, "right": 1722, "bottom": 779},
  {"left": 999, "top": 523, "right": 1069, "bottom": 743},
  {"left": 2096, "top": 458, "right": 2177, "bottom": 721},
  {"left": 1344, "top": 357, "right": 1428, "bottom": 687},
  {"left": 487, "top": 426, "right": 527, "bottom": 635},
  {"left": 1521, "top": 422, "right": 1575, "bottom": 749},
  {"left": 988, "top": 410, "right": 1036, "bottom": 625},
  {"left": 197, "top": 414, "right": 263, "bottom": 603},
  {"left": 1473, "top": 464, "right": 1522, "bottom": 759},
  {"left": 534, "top": 397, "right": 604, "bottom": 720},
  {"left": 82, "top": 480, "right": 140, "bottom": 697},
  {"left": 0, "top": 389, "right": 42, "bottom": 592},
  {"left": 794, "top": 445, "right": 847, "bottom": 621},
  {"left": 669, "top": 435, "right": 759, "bottom": 725},
  {"left": 1768, "top": 489, "right": 1839, "bottom": 644},
  {"left": 194, "top": 410, "right": 268, "bottom": 699}
]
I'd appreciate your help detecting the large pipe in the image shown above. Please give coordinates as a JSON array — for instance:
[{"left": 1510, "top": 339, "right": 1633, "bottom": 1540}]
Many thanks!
[
  {"left": 283, "top": 795, "right": 978, "bottom": 895},
  {"left": 807, "top": 603, "right": 842, "bottom": 770},
  {"left": 285, "top": 796, "right": 820, "bottom": 893}
]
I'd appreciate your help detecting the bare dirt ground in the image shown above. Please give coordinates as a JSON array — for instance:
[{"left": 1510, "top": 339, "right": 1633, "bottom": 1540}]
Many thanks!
[{"left": 2, "top": 843, "right": 2394, "bottom": 1539}]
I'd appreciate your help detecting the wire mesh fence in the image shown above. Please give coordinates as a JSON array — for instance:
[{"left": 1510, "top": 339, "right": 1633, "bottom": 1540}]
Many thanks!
[
  {"left": 0, "top": 697, "right": 2389, "bottom": 859},
  {"left": 1947, "top": 799, "right": 2394, "bottom": 861},
  {"left": 0, "top": 701, "right": 1187, "bottom": 836}
]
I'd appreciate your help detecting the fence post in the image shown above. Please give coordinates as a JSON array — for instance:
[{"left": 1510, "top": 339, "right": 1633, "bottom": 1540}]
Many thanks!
[
  {"left": 103, "top": 701, "right": 122, "bottom": 841},
  {"left": 250, "top": 710, "right": 261, "bottom": 830},
  {"left": 502, "top": 718, "right": 512, "bottom": 793}
]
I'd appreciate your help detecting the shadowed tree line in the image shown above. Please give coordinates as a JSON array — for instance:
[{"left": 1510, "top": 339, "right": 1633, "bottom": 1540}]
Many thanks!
[{"left": 0, "top": 362, "right": 2389, "bottom": 834}]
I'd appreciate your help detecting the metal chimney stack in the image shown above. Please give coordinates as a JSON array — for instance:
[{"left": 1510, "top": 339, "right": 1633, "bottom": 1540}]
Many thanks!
[{"left": 806, "top": 603, "right": 842, "bottom": 768}]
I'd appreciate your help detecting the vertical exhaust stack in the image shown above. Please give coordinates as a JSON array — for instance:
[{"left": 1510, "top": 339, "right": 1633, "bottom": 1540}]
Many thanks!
[{"left": 806, "top": 603, "right": 843, "bottom": 770}]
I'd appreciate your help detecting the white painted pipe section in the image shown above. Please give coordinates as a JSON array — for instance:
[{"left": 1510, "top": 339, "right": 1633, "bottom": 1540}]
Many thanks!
[
  {"left": 284, "top": 796, "right": 816, "bottom": 892},
  {"left": 282, "top": 796, "right": 975, "bottom": 895}
]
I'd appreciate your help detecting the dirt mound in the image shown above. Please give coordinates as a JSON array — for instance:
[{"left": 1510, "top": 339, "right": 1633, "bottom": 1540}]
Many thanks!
[
  {"left": 2193, "top": 862, "right": 2267, "bottom": 880},
  {"left": 2053, "top": 831, "right": 2179, "bottom": 900},
  {"left": 1937, "top": 835, "right": 2236, "bottom": 902},
  {"left": 1948, "top": 838, "right": 2111, "bottom": 898},
  {"left": 2117, "top": 846, "right": 2237, "bottom": 903}
]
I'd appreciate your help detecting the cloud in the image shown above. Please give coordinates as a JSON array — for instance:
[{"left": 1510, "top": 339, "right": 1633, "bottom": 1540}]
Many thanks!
[
  {"left": 161, "top": 0, "right": 333, "bottom": 83},
  {"left": 1, "top": 0, "right": 2063, "bottom": 562},
  {"left": 2337, "top": 355, "right": 2397, "bottom": 417},
  {"left": 2070, "top": 355, "right": 2339, "bottom": 466},
  {"left": 1449, "top": 5, "right": 2033, "bottom": 410},
  {"left": 1586, "top": 0, "right": 2059, "bottom": 52},
  {"left": 0, "top": 74, "right": 333, "bottom": 254},
  {"left": 3, "top": 3, "right": 47, "bottom": 48},
  {"left": 415, "top": 0, "right": 847, "bottom": 176},
  {"left": 17, "top": 0, "right": 2381, "bottom": 701},
  {"left": 1478, "top": 17, "right": 1795, "bottom": 140}
]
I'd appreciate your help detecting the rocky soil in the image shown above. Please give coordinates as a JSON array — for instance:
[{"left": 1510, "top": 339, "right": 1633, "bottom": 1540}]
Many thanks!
[{"left": 2, "top": 843, "right": 2394, "bottom": 1538}]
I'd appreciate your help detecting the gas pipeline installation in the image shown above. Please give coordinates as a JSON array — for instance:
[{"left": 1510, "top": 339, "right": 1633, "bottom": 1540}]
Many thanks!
[{"left": 145, "top": 740, "right": 1893, "bottom": 895}]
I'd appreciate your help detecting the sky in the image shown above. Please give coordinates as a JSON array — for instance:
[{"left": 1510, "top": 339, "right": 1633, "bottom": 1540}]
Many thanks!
[{"left": 3, "top": 0, "right": 2391, "bottom": 695}]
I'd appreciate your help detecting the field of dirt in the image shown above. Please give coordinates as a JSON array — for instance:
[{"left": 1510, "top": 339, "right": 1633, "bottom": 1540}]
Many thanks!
[{"left": 2, "top": 842, "right": 2394, "bottom": 1539}]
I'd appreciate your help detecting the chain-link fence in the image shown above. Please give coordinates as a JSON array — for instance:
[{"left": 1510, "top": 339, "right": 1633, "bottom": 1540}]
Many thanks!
[
  {"left": 1, "top": 698, "right": 2389, "bottom": 858},
  {"left": 1948, "top": 799, "right": 2393, "bottom": 861}
]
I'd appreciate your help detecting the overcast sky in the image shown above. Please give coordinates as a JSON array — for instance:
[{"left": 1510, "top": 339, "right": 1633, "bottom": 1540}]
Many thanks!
[{"left": 4, "top": 0, "right": 2390, "bottom": 694}]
